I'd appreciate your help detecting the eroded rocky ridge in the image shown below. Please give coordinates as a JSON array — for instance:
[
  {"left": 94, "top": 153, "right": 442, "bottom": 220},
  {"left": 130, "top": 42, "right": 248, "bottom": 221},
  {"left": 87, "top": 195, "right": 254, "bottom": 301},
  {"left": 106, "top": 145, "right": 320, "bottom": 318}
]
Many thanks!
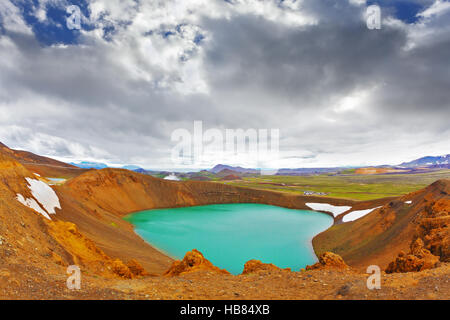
[
  {"left": 164, "top": 249, "right": 230, "bottom": 276},
  {"left": 242, "top": 260, "right": 290, "bottom": 274},
  {"left": 306, "top": 252, "right": 351, "bottom": 271},
  {"left": 386, "top": 192, "right": 449, "bottom": 273},
  {"left": 386, "top": 239, "right": 440, "bottom": 273}
]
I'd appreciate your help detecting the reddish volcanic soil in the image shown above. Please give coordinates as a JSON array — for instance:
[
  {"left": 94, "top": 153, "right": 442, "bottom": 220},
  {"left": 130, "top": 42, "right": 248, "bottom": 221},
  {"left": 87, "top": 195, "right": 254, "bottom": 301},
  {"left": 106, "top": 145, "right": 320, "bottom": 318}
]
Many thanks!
[
  {"left": 355, "top": 167, "right": 409, "bottom": 175},
  {"left": 0, "top": 143, "right": 88, "bottom": 179}
]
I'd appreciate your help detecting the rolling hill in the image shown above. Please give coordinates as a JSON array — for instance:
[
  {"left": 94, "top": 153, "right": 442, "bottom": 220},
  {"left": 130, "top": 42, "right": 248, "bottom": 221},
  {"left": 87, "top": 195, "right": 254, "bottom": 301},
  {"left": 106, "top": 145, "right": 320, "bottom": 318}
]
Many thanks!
[
  {"left": 210, "top": 164, "right": 259, "bottom": 174},
  {"left": 0, "top": 142, "right": 87, "bottom": 179}
]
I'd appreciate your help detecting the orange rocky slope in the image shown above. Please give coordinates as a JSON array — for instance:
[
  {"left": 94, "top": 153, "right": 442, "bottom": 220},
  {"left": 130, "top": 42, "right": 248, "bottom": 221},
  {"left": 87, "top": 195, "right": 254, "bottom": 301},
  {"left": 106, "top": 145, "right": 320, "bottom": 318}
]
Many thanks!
[
  {"left": 0, "top": 148, "right": 148, "bottom": 281},
  {"left": 314, "top": 179, "right": 449, "bottom": 271},
  {"left": 0, "top": 142, "right": 87, "bottom": 179}
]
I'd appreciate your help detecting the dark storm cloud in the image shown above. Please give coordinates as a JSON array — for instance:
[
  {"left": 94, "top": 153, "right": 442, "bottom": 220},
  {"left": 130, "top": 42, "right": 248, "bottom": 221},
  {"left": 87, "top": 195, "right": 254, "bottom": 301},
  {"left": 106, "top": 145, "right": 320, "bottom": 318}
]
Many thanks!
[
  {"left": 203, "top": 15, "right": 406, "bottom": 109},
  {"left": 374, "top": 38, "right": 450, "bottom": 114},
  {"left": 202, "top": 8, "right": 450, "bottom": 133}
]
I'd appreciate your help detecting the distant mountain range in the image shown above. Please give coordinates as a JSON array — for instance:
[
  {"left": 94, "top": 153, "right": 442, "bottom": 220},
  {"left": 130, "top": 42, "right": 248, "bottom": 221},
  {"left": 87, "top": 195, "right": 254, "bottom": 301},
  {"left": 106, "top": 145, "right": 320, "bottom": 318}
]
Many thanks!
[
  {"left": 70, "top": 161, "right": 109, "bottom": 169},
  {"left": 70, "top": 162, "right": 146, "bottom": 171},
  {"left": 122, "top": 165, "right": 142, "bottom": 171},
  {"left": 399, "top": 155, "right": 449, "bottom": 168},
  {"left": 209, "top": 154, "right": 449, "bottom": 175},
  {"left": 209, "top": 164, "right": 347, "bottom": 176},
  {"left": 209, "top": 164, "right": 259, "bottom": 174},
  {"left": 68, "top": 153, "right": 449, "bottom": 176}
]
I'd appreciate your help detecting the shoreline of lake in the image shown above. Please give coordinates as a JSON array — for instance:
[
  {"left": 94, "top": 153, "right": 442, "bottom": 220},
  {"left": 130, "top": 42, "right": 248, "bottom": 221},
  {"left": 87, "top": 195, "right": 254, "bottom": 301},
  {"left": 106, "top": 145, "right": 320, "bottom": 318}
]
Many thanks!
[{"left": 125, "top": 203, "right": 333, "bottom": 274}]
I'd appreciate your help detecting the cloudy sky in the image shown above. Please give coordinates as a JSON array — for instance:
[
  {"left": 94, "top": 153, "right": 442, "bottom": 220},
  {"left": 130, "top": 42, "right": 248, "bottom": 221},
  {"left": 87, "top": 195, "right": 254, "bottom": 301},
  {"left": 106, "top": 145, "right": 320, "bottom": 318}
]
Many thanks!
[{"left": 0, "top": 0, "right": 449, "bottom": 170}]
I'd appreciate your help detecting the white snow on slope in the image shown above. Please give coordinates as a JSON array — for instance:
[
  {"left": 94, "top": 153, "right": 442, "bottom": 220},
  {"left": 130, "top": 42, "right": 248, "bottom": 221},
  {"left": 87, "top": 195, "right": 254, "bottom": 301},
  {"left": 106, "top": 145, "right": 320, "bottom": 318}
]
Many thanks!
[
  {"left": 342, "top": 206, "right": 382, "bottom": 223},
  {"left": 25, "top": 178, "right": 61, "bottom": 214},
  {"left": 16, "top": 178, "right": 61, "bottom": 220},
  {"left": 16, "top": 194, "right": 51, "bottom": 220},
  {"left": 305, "top": 203, "right": 352, "bottom": 217},
  {"left": 34, "top": 173, "right": 40, "bottom": 177},
  {"left": 405, "top": 200, "right": 412, "bottom": 204}
]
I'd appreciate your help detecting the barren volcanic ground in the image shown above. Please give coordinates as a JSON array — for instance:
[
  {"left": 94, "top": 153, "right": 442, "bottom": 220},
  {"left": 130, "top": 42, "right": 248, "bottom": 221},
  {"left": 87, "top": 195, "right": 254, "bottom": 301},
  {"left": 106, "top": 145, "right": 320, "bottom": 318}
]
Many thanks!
[{"left": 0, "top": 143, "right": 449, "bottom": 300}]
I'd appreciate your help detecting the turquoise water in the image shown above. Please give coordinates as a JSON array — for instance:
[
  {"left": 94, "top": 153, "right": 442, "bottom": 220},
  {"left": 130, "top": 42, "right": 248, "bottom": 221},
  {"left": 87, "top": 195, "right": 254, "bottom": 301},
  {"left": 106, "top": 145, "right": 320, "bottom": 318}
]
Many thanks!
[
  {"left": 47, "top": 178, "right": 65, "bottom": 182},
  {"left": 125, "top": 204, "right": 333, "bottom": 275}
]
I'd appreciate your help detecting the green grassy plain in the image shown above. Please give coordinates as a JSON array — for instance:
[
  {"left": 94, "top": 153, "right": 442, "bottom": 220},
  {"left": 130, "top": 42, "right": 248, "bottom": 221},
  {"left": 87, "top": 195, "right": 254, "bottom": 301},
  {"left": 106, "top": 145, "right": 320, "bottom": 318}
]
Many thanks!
[{"left": 217, "top": 170, "right": 450, "bottom": 201}]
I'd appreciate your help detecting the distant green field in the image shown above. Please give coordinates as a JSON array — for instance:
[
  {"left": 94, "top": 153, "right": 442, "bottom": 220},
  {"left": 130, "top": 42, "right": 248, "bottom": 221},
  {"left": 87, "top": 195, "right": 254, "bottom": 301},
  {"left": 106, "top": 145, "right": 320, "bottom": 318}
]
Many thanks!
[{"left": 217, "top": 170, "right": 450, "bottom": 201}]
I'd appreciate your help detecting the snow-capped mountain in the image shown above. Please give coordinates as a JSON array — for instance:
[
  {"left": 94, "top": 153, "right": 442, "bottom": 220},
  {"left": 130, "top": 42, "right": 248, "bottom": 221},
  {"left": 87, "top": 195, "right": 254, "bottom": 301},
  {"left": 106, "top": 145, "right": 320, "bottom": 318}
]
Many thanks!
[{"left": 399, "top": 155, "right": 450, "bottom": 168}]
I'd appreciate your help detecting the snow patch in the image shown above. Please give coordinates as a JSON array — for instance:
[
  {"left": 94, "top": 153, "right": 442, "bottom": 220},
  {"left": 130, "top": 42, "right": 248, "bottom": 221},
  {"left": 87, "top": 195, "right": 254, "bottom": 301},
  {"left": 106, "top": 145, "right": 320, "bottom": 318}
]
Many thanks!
[
  {"left": 342, "top": 207, "right": 382, "bottom": 223},
  {"left": 25, "top": 178, "right": 61, "bottom": 214},
  {"left": 164, "top": 173, "right": 180, "bottom": 181},
  {"left": 305, "top": 203, "right": 352, "bottom": 217},
  {"left": 405, "top": 200, "right": 412, "bottom": 204},
  {"left": 34, "top": 173, "right": 40, "bottom": 177},
  {"left": 16, "top": 194, "right": 51, "bottom": 220}
]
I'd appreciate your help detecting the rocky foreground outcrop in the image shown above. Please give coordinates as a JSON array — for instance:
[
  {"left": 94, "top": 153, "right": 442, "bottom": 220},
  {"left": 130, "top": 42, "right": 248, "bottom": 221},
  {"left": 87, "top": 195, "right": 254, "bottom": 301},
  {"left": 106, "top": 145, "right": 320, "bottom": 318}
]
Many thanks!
[
  {"left": 306, "top": 252, "right": 351, "bottom": 271},
  {"left": 386, "top": 239, "right": 440, "bottom": 273},
  {"left": 417, "top": 197, "right": 450, "bottom": 262},
  {"left": 242, "top": 260, "right": 290, "bottom": 274},
  {"left": 386, "top": 194, "right": 449, "bottom": 273},
  {"left": 165, "top": 251, "right": 351, "bottom": 276},
  {"left": 166, "top": 254, "right": 294, "bottom": 276},
  {"left": 164, "top": 249, "right": 230, "bottom": 276}
]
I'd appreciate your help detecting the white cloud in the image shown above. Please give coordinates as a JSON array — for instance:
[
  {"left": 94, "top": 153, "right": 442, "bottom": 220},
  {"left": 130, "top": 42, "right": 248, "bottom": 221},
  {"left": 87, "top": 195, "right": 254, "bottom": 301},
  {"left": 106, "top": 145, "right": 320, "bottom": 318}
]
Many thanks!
[
  {"left": 0, "top": 1, "right": 33, "bottom": 34},
  {"left": 349, "top": 0, "right": 366, "bottom": 6},
  {"left": 35, "top": 8, "right": 47, "bottom": 22},
  {"left": 418, "top": 0, "right": 450, "bottom": 18}
]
